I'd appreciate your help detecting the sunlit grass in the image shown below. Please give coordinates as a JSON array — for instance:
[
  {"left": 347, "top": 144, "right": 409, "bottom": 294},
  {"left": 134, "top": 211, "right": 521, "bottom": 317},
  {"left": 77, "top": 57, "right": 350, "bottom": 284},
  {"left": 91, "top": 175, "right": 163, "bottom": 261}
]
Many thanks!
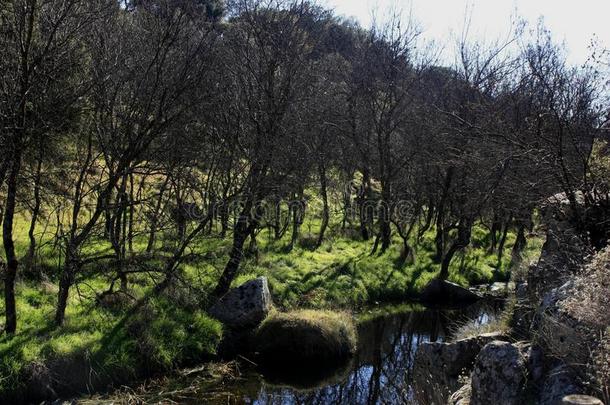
[{"left": 0, "top": 207, "right": 543, "bottom": 398}]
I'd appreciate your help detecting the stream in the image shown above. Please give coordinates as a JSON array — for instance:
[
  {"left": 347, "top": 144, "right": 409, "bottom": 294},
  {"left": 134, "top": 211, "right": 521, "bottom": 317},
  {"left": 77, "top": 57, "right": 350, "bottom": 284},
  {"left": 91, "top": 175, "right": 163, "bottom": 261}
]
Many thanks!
[{"left": 82, "top": 301, "right": 503, "bottom": 405}]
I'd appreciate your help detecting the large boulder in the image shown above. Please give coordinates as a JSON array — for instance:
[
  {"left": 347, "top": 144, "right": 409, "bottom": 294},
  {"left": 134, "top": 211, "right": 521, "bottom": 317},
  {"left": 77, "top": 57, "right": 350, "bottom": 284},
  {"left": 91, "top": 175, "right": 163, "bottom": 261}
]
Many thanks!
[
  {"left": 413, "top": 332, "right": 508, "bottom": 403},
  {"left": 209, "top": 277, "right": 272, "bottom": 329},
  {"left": 420, "top": 279, "right": 482, "bottom": 304},
  {"left": 470, "top": 341, "right": 528, "bottom": 405},
  {"left": 254, "top": 310, "right": 357, "bottom": 367},
  {"left": 527, "top": 217, "right": 590, "bottom": 301}
]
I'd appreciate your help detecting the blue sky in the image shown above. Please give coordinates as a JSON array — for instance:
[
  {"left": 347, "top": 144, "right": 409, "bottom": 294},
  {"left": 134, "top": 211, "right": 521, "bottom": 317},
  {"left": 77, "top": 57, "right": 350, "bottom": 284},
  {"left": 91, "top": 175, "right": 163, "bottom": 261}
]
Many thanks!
[{"left": 321, "top": 0, "right": 610, "bottom": 66}]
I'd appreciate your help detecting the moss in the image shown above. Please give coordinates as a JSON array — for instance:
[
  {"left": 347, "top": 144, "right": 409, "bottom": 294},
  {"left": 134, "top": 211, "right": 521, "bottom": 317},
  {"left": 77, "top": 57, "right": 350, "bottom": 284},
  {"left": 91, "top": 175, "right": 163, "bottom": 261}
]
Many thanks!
[{"left": 255, "top": 310, "right": 357, "bottom": 365}]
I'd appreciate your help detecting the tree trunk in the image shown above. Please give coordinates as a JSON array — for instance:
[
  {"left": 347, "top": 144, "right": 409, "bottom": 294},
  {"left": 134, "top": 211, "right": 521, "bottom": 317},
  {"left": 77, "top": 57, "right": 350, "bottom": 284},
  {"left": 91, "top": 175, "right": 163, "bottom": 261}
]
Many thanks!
[
  {"left": 0, "top": 157, "right": 9, "bottom": 230},
  {"left": 316, "top": 163, "right": 329, "bottom": 248},
  {"left": 220, "top": 201, "right": 229, "bottom": 238},
  {"left": 510, "top": 224, "right": 527, "bottom": 264},
  {"left": 176, "top": 194, "right": 186, "bottom": 243},
  {"left": 289, "top": 187, "right": 304, "bottom": 250},
  {"left": 434, "top": 168, "right": 454, "bottom": 262},
  {"left": 55, "top": 251, "right": 77, "bottom": 326},
  {"left": 127, "top": 173, "right": 135, "bottom": 254},
  {"left": 110, "top": 174, "right": 129, "bottom": 291},
  {"left": 3, "top": 151, "right": 22, "bottom": 335},
  {"left": 497, "top": 219, "right": 510, "bottom": 265},
  {"left": 248, "top": 227, "right": 259, "bottom": 262},
  {"left": 213, "top": 199, "right": 254, "bottom": 298},
  {"left": 358, "top": 169, "right": 371, "bottom": 240},
  {"left": 379, "top": 188, "right": 392, "bottom": 253},
  {"left": 120, "top": 190, "right": 129, "bottom": 291},
  {"left": 417, "top": 199, "right": 434, "bottom": 239},
  {"left": 438, "top": 219, "right": 471, "bottom": 280},
  {"left": 146, "top": 174, "right": 170, "bottom": 253},
  {"left": 26, "top": 152, "right": 43, "bottom": 275},
  {"left": 393, "top": 217, "right": 417, "bottom": 265},
  {"left": 434, "top": 225, "right": 446, "bottom": 263},
  {"left": 489, "top": 213, "right": 500, "bottom": 253}
]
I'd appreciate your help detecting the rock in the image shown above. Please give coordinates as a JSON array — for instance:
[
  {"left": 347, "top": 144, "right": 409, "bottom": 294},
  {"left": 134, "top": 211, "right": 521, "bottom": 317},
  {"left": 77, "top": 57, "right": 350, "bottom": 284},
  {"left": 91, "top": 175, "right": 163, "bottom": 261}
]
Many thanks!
[
  {"left": 420, "top": 279, "right": 482, "bottom": 304},
  {"left": 449, "top": 383, "right": 472, "bottom": 405},
  {"left": 209, "top": 277, "right": 272, "bottom": 329},
  {"left": 527, "top": 218, "right": 590, "bottom": 301},
  {"left": 540, "top": 365, "right": 583, "bottom": 405},
  {"left": 471, "top": 282, "right": 516, "bottom": 299},
  {"left": 470, "top": 341, "right": 528, "bottom": 405},
  {"left": 523, "top": 343, "right": 545, "bottom": 383},
  {"left": 561, "top": 395, "right": 605, "bottom": 405},
  {"left": 538, "top": 282, "right": 593, "bottom": 367},
  {"left": 541, "top": 191, "right": 586, "bottom": 221},
  {"left": 254, "top": 310, "right": 356, "bottom": 367},
  {"left": 413, "top": 332, "right": 508, "bottom": 404}
]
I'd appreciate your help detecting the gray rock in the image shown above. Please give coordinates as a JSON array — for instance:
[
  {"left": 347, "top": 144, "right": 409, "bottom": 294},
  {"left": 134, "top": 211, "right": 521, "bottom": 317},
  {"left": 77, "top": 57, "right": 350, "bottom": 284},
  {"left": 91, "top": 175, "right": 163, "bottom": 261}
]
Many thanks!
[
  {"left": 413, "top": 332, "right": 508, "bottom": 404},
  {"left": 209, "top": 277, "right": 272, "bottom": 329},
  {"left": 541, "top": 191, "right": 585, "bottom": 221},
  {"left": 471, "top": 282, "right": 516, "bottom": 299},
  {"left": 420, "top": 279, "right": 482, "bottom": 304},
  {"left": 527, "top": 218, "right": 590, "bottom": 301},
  {"left": 524, "top": 343, "right": 545, "bottom": 383},
  {"left": 540, "top": 365, "right": 582, "bottom": 405},
  {"left": 470, "top": 341, "right": 528, "bottom": 405}
]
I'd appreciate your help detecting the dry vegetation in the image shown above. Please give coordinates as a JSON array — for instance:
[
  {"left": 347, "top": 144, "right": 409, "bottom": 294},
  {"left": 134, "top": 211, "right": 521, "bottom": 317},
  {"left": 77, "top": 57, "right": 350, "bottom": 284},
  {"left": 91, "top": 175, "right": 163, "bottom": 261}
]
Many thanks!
[
  {"left": 562, "top": 247, "right": 610, "bottom": 328},
  {"left": 562, "top": 246, "right": 610, "bottom": 402}
]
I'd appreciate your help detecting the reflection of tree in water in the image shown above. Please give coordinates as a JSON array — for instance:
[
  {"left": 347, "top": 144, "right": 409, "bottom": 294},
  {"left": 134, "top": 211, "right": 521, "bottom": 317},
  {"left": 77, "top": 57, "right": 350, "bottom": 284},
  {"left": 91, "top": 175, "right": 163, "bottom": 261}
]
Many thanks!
[
  {"left": 249, "top": 302, "right": 503, "bottom": 405},
  {"left": 252, "top": 308, "right": 464, "bottom": 405},
  {"left": 139, "top": 304, "right": 501, "bottom": 404}
]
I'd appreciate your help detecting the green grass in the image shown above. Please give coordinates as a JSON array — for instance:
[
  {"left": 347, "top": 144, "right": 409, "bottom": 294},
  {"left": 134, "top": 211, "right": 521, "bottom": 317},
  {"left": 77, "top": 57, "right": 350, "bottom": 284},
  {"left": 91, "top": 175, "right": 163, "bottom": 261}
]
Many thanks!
[
  {"left": 230, "top": 222, "right": 542, "bottom": 310},
  {"left": 0, "top": 281, "right": 222, "bottom": 399},
  {"left": 0, "top": 212, "right": 543, "bottom": 399}
]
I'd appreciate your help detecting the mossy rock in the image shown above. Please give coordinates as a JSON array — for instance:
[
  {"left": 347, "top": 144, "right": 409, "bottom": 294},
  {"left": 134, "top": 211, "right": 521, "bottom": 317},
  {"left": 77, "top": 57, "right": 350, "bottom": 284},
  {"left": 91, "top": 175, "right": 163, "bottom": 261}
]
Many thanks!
[{"left": 255, "top": 310, "right": 357, "bottom": 366}]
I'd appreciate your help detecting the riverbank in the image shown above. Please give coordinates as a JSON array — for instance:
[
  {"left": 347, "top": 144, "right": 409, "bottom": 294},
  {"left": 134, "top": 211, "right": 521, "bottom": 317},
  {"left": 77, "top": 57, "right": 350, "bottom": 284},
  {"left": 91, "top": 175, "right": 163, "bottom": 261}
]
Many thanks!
[
  {"left": 76, "top": 301, "right": 503, "bottom": 404},
  {"left": 413, "top": 199, "right": 609, "bottom": 405},
  {"left": 0, "top": 222, "right": 542, "bottom": 403}
]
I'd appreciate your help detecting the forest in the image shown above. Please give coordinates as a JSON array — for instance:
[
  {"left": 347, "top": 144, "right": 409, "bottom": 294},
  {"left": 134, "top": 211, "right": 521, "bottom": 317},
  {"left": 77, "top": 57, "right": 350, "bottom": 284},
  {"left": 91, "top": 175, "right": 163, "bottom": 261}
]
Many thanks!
[{"left": 0, "top": 0, "right": 608, "bottom": 403}]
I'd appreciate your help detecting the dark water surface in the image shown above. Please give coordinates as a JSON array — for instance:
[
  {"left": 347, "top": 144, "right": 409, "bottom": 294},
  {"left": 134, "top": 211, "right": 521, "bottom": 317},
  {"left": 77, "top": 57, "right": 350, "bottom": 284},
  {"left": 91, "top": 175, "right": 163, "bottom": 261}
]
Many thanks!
[{"left": 85, "top": 301, "right": 502, "bottom": 405}]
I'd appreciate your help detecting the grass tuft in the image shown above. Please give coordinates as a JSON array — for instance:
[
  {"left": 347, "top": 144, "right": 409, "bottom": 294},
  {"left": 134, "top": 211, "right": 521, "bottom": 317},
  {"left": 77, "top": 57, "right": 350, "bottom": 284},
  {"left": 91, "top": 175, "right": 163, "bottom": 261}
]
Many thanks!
[{"left": 255, "top": 309, "right": 357, "bottom": 365}]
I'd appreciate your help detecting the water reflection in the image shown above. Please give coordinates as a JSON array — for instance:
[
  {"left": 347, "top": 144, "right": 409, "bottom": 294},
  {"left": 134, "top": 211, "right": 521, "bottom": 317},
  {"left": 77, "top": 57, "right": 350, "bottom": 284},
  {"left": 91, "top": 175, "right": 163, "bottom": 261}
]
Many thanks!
[
  {"left": 209, "top": 304, "right": 499, "bottom": 405},
  {"left": 248, "top": 303, "right": 501, "bottom": 405},
  {"left": 91, "top": 302, "right": 502, "bottom": 405}
]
